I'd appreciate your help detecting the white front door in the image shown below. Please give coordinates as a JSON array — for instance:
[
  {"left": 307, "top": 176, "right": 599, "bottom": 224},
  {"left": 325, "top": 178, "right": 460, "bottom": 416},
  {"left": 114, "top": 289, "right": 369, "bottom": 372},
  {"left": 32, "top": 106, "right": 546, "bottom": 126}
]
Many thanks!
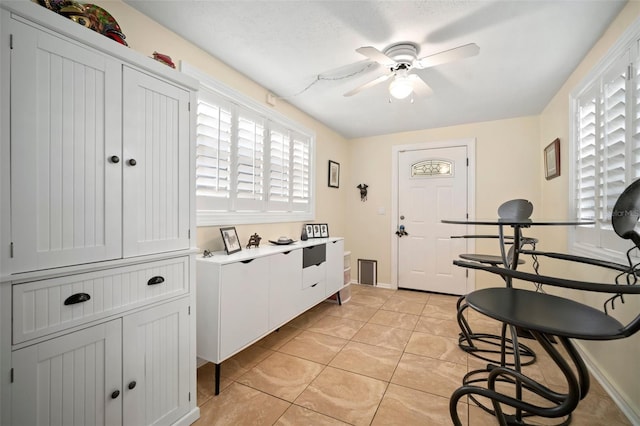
[{"left": 397, "top": 146, "right": 469, "bottom": 295}]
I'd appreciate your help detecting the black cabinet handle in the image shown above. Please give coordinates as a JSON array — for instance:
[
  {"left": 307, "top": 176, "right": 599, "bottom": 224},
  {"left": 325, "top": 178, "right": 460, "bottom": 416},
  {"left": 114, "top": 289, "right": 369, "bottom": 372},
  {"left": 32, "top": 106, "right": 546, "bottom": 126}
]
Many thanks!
[
  {"left": 241, "top": 259, "right": 254, "bottom": 264},
  {"left": 111, "top": 390, "right": 120, "bottom": 399},
  {"left": 128, "top": 381, "right": 137, "bottom": 390},
  {"left": 110, "top": 155, "right": 120, "bottom": 163},
  {"left": 128, "top": 159, "right": 137, "bottom": 166},
  {"left": 311, "top": 283, "right": 318, "bottom": 287},
  {"left": 64, "top": 293, "right": 91, "bottom": 305},
  {"left": 283, "top": 251, "right": 291, "bottom": 255},
  {"left": 147, "top": 276, "right": 165, "bottom": 286}
]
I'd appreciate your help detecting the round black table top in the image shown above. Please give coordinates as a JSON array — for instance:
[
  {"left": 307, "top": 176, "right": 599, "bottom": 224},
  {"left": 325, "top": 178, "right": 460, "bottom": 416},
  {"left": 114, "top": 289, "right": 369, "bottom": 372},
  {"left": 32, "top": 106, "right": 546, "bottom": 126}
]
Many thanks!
[
  {"left": 466, "top": 287, "right": 624, "bottom": 340},
  {"left": 442, "top": 218, "right": 595, "bottom": 226}
]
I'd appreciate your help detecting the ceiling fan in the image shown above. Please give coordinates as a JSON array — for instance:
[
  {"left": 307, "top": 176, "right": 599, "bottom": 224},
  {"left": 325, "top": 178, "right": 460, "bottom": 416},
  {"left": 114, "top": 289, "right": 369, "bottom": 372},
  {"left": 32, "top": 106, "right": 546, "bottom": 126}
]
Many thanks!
[{"left": 344, "top": 42, "right": 480, "bottom": 100}]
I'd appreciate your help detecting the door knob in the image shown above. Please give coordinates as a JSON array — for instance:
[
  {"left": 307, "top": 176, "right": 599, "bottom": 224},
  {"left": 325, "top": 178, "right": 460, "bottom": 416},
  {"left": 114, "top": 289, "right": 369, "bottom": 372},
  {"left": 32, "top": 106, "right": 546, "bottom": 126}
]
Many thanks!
[{"left": 395, "top": 225, "right": 409, "bottom": 237}]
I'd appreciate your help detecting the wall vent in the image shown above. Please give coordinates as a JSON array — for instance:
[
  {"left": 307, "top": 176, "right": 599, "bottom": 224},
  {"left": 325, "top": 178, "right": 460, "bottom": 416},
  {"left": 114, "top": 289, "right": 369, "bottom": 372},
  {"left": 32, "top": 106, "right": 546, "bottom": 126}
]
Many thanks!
[{"left": 357, "top": 259, "right": 377, "bottom": 286}]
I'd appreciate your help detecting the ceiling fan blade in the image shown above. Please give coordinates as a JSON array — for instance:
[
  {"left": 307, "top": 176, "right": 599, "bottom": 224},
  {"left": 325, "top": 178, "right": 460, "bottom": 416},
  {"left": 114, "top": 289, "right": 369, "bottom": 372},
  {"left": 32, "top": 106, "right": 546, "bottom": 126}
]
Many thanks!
[
  {"left": 414, "top": 43, "right": 480, "bottom": 69},
  {"left": 409, "top": 74, "right": 433, "bottom": 97},
  {"left": 344, "top": 72, "right": 394, "bottom": 97},
  {"left": 319, "top": 59, "right": 379, "bottom": 78},
  {"left": 356, "top": 46, "right": 396, "bottom": 66}
]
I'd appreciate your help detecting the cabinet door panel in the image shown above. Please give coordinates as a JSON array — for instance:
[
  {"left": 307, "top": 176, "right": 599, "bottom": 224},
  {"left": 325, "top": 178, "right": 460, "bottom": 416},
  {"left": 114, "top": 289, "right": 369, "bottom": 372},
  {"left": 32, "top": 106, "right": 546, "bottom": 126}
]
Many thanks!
[
  {"left": 9, "top": 20, "right": 122, "bottom": 273},
  {"left": 12, "top": 320, "right": 122, "bottom": 426},
  {"left": 122, "top": 67, "right": 190, "bottom": 257},
  {"left": 219, "top": 257, "right": 269, "bottom": 359},
  {"left": 122, "top": 298, "right": 190, "bottom": 426},
  {"left": 269, "top": 249, "right": 302, "bottom": 329},
  {"left": 325, "top": 239, "right": 344, "bottom": 296}
]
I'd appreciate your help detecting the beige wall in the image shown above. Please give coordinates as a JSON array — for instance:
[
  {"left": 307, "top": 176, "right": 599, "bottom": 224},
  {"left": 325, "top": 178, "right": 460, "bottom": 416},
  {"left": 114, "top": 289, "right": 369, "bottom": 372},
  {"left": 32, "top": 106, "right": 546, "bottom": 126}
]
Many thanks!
[
  {"left": 97, "top": 0, "right": 638, "bottom": 420},
  {"left": 538, "top": 2, "right": 640, "bottom": 419},
  {"left": 95, "top": 0, "right": 349, "bottom": 252},
  {"left": 346, "top": 116, "right": 541, "bottom": 287}
]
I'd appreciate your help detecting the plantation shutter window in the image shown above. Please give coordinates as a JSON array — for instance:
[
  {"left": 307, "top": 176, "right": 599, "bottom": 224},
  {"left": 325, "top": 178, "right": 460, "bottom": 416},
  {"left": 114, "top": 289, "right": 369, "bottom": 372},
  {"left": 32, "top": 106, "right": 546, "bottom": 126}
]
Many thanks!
[
  {"left": 601, "top": 53, "right": 628, "bottom": 222},
  {"left": 234, "top": 109, "right": 265, "bottom": 211},
  {"left": 571, "top": 33, "right": 640, "bottom": 256},
  {"left": 268, "top": 125, "right": 291, "bottom": 210},
  {"left": 196, "top": 92, "right": 232, "bottom": 211},
  {"left": 291, "top": 132, "right": 311, "bottom": 211},
  {"left": 183, "top": 63, "right": 315, "bottom": 226}
]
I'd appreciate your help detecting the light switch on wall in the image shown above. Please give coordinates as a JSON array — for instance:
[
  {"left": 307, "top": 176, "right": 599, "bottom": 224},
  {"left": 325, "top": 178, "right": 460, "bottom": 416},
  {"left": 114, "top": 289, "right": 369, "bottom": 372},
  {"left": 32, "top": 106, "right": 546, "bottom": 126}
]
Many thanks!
[{"left": 378, "top": 207, "right": 385, "bottom": 215}]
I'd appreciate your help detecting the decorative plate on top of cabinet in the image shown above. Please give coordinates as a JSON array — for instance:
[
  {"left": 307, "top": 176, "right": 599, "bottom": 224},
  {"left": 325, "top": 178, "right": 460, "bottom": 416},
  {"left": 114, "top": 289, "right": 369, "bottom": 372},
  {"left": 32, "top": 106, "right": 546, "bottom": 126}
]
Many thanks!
[
  {"left": 38, "top": 1, "right": 129, "bottom": 46},
  {"left": 82, "top": 4, "right": 129, "bottom": 46},
  {"left": 269, "top": 239, "right": 296, "bottom": 246}
]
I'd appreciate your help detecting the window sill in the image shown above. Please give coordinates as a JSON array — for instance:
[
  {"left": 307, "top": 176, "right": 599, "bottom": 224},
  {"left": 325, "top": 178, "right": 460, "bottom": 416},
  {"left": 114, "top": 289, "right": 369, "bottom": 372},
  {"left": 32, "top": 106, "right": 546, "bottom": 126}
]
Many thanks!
[
  {"left": 197, "top": 211, "right": 314, "bottom": 227},
  {"left": 569, "top": 242, "right": 638, "bottom": 265}
]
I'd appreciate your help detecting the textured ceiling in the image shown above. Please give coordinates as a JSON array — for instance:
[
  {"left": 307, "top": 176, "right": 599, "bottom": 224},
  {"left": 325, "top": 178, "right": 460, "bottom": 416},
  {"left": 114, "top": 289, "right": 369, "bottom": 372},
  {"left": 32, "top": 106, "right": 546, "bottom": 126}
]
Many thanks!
[{"left": 124, "top": 0, "right": 627, "bottom": 139}]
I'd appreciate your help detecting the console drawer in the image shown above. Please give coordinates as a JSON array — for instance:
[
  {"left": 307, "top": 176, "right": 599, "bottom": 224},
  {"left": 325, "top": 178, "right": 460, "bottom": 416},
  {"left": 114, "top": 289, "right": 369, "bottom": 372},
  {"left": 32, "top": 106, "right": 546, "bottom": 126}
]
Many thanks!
[
  {"left": 302, "top": 244, "right": 326, "bottom": 268},
  {"left": 13, "top": 257, "right": 189, "bottom": 344},
  {"left": 302, "top": 262, "right": 326, "bottom": 289}
]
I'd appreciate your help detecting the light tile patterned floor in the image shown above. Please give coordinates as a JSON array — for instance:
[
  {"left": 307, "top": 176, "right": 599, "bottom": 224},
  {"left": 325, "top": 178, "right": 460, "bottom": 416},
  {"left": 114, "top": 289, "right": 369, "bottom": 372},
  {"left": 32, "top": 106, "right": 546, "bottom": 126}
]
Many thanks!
[{"left": 194, "top": 284, "right": 631, "bottom": 425}]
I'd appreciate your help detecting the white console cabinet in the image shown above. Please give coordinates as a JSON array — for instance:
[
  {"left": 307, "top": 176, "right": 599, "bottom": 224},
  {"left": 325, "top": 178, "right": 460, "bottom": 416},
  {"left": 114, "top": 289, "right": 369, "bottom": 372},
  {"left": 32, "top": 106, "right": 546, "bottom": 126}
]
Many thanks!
[
  {"left": 196, "top": 238, "right": 344, "bottom": 394},
  {"left": 0, "top": 2, "right": 199, "bottom": 425}
]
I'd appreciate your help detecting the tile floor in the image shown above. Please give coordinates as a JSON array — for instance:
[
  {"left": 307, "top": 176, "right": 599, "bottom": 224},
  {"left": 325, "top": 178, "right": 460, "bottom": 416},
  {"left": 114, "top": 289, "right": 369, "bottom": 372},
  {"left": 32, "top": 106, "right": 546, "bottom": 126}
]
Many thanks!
[{"left": 194, "top": 284, "right": 631, "bottom": 425}]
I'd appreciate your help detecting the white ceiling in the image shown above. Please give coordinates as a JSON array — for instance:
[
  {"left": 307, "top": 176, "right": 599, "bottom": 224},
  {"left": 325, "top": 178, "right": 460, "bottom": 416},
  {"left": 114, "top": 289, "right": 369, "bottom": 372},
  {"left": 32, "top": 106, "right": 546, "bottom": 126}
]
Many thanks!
[{"left": 124, "top": 0, "right": 626, "bottom": 139}]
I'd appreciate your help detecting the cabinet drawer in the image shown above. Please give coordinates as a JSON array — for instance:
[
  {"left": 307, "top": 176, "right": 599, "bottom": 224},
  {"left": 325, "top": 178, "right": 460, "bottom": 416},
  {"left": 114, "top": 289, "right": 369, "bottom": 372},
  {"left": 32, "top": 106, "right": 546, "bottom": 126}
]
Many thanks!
[
  {"left": 302, "top": 262, "right": 326, "bottom": 289},
  {"left": 302, "top": 244, "right": 326, "bottom": 268},
  {"left": 299, "top": 279, "right": 326, "bottom": 310},
  {"left": 13, "top": 257, "right": 189, "bottom": 344}
]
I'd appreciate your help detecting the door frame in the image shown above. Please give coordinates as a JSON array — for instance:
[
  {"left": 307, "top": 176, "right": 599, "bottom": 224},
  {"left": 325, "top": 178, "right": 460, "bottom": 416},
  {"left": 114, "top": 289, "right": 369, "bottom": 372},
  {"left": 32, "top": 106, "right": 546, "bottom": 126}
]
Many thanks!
[{"left": 391, "top": 138, "right": 476, "bottom": 291}]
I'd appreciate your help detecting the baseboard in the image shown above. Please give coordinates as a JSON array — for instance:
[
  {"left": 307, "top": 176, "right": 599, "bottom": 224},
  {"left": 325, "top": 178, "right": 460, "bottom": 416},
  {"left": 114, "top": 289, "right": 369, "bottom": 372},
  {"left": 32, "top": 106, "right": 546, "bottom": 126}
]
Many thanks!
[
  {"left": 574, "top": 341, "right": 640, "bottom": 425},
  {"left": 349, "top": 281, "right": 393, "bottom": 289},
  {"left": 173, "top": 407, "right": 200, "bottom": 426}
]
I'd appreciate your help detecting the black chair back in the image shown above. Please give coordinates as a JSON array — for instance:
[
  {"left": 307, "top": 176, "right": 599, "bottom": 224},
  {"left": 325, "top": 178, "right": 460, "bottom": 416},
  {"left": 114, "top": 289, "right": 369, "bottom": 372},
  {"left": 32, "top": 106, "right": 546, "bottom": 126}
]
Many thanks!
[
  {"left": 497, "top": 199, "right": 533, "bottom": 220},
  {"left": 612, "top": 178, "right": 640, "bottom": 248}
]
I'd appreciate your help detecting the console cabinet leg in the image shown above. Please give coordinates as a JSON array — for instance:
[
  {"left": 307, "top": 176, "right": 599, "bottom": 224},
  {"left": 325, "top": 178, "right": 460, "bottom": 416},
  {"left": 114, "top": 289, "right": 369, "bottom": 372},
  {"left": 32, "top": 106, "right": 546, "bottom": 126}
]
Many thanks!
[{"left": 215, "top": 363, "right": 221, "bottom": 395}]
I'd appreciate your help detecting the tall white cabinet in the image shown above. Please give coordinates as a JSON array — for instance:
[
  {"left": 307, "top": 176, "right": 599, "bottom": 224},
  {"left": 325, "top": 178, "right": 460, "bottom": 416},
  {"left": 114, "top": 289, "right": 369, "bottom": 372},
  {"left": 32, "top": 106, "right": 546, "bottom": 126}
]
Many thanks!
[{"left": 0, "top": 2, "right": 199, "bottom": 425}]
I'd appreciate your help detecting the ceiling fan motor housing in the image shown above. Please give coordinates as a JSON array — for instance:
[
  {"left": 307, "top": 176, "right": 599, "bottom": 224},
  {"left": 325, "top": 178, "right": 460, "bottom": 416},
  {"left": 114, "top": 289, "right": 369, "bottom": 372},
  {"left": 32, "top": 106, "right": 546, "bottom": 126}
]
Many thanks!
[{"left": 384, "top": 42, "right": 420, "bottom": 68}]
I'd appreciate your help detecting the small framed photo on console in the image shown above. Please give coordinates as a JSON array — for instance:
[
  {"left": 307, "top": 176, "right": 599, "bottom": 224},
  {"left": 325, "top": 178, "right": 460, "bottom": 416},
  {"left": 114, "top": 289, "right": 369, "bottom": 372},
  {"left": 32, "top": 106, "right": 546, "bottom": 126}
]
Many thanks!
[
  {"left": 220, "top": 226, "right": 241, "bottom": 254},
  {"left": 305, "top": 224, "right": 314, "bottom": 238},
  {"left": 304, "top": 223, "right": 329, "bottom": 238}
]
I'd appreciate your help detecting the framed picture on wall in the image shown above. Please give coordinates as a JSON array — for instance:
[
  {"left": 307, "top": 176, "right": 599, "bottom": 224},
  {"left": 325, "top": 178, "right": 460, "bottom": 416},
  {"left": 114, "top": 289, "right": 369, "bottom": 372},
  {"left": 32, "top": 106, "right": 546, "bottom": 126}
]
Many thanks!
[
  {"left": 544, "top": 138, "right": 560, "bottom": 180},
  {"left": 328, "top": 160, "right": 340, "bottom": 188}
]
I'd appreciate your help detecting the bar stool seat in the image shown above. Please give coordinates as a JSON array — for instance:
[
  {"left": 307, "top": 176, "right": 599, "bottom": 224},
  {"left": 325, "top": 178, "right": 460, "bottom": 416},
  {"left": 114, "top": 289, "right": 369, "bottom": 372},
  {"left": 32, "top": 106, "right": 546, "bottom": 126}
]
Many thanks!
[
  {"left": 459, "top": 253, "right": 524, "bottom": 266},
  {"left": 467, "top": 287, "right": 624, "bottom": 340}
]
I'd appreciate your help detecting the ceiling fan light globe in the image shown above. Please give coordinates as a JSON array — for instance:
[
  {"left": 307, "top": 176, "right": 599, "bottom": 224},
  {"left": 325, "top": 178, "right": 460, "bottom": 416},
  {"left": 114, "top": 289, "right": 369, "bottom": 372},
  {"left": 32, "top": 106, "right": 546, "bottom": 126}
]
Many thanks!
[{"left": 389, "top": 77, "right": 413, "bottom": 99}]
